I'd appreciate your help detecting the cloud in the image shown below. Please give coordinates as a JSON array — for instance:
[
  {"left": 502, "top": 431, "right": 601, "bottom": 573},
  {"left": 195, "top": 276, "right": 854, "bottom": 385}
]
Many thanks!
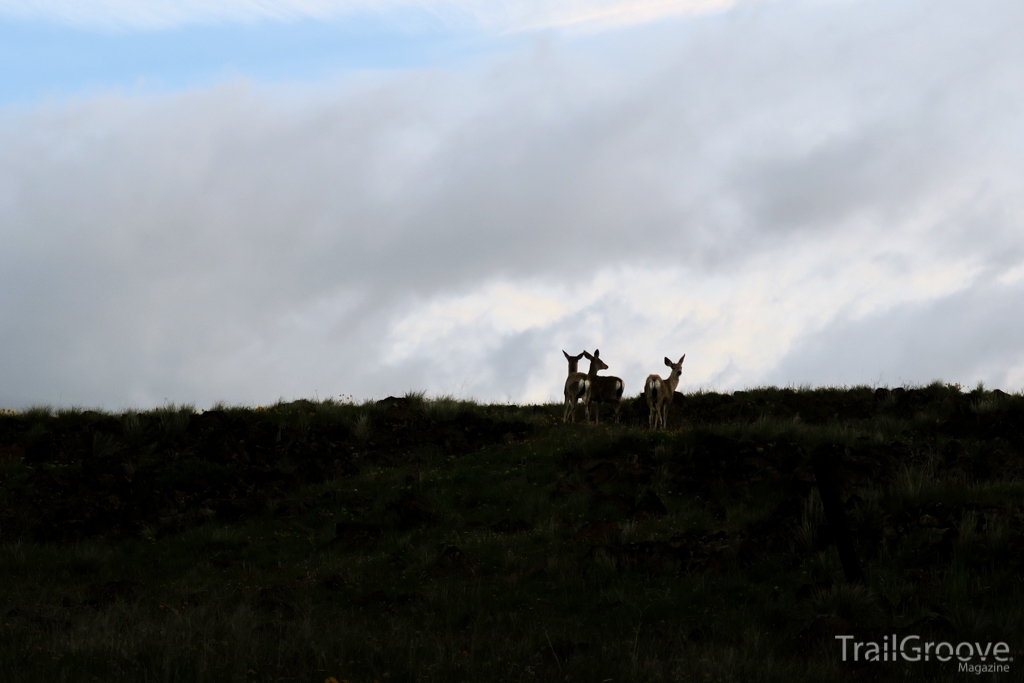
[
  {"left": 0, "top": 0, "right": 740, "bottom": 32},
  {"left": 765, "top": 278, "right": 1024, "bottom": 389},
  {"left": 1, "top": 0, "right": 1023, "bottom": 407}
]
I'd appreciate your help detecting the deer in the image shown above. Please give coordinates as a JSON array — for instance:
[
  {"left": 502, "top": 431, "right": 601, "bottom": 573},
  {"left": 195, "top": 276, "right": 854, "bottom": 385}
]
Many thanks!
[
  {"left": 582, "top": 349, "right": 624, "bottom": 424},
  {"left": 562, "top": 350, "right": 589, "bottom": 423},
  {"left": 645, "top": 354, "right": 685, "bottom": 430}
]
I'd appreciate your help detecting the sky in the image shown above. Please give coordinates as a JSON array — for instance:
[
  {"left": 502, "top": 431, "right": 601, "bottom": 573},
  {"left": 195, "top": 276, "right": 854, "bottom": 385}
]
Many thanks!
[{"left": 1, "top": 0, "right": 1023, "bottom": 409}]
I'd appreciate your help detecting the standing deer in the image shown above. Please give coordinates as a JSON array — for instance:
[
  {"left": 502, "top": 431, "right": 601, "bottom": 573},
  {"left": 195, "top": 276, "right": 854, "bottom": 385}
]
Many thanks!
[
  {"left": 562, "top": 350, "right": 588, "bottom": 423},
  {"left": 645, "top": 354, "right": 685, "bottom": 430},
  {"left": 583, "top": 349, "right": 624, "bottom": 424}
]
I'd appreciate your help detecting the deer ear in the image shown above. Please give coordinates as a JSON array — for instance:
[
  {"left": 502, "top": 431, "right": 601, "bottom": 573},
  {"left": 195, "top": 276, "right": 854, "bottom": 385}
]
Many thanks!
[
  {"left": 583, "top": 351, "right": 593, "bottom": 360},
  {"left": 563, "top": 350, "right": 571, "bottom": 360},
  {"left": 664, "top": 357, "right": 672, "bottom": 367},
  {"left": 679, "top": 354, "right": 686, "bottom": 364},
  {"left": 594, "top": 349, "right": 600, "bottom": 358}
]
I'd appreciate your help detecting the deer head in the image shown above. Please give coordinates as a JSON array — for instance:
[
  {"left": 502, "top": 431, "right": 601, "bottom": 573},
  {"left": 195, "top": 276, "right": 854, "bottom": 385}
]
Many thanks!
[
  {"left": 583, "top": 349, "right": 609, "bottom": 375},
  {"left": 563, "top": 350, "right": 586, "bottom": 374}
]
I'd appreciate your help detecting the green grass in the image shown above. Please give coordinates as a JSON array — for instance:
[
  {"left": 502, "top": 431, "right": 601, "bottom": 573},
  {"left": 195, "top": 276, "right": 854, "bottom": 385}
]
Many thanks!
[{"left": 0, "top": 386, "right": 1022, "bottom": 681}]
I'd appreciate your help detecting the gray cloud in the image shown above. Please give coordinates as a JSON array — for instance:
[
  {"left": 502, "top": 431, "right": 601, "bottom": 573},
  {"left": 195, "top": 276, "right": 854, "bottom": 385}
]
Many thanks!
[
  {"left": 1, "top": 0, "right": 1023, "bottom": 407},
  {"left": 764, "top": 277, "right": 1024, "bottom": 389}
]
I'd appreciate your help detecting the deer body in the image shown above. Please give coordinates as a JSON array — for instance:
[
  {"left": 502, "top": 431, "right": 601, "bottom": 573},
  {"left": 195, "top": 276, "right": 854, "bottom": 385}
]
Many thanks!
[
  {"left": 645, "top": 354, "right": 685, "bottom": 430},
  {"left": 562, "top": 350, "right": 588, "bottom": 423},
  {"left": 583, "top": 349, "right": 624, "bottom": 424}
]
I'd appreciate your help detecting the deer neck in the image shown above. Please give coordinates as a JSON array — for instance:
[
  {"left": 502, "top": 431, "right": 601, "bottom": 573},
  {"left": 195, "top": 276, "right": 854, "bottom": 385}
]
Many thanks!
[{"left": 666, "top": 368, "right": 681, "bottom": 393}]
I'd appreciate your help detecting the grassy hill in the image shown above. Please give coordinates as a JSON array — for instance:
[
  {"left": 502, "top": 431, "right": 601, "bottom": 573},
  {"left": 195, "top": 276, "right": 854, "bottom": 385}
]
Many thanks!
[{"left": 1, "top": 384, "right": 1022, "bottom": 682}]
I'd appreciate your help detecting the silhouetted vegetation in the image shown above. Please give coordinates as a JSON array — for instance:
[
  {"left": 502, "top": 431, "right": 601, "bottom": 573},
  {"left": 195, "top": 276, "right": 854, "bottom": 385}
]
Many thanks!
[{"left": 1, "top": 383, "right": 1022, "bottom": 681}]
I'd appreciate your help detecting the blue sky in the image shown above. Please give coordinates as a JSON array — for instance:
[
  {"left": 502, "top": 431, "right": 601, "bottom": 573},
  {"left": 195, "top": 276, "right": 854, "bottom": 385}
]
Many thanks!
[
  {"left": 0, "top": 12, "right": 518, "bottom": 105},
  {"left": 0, "top": 0, "right": 732, "bottom": 104},
  {"left": 2, "top": 0, "right": 1024, "bottom": 408}
]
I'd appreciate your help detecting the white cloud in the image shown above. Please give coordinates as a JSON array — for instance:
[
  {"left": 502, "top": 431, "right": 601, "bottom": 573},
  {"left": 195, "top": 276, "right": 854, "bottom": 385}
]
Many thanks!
[
  {"left": 1, "top": 0, "right": 1023, "bottom": 407},
  {"left": 384, "top": 225, "right": 984, "bottom": 404}
]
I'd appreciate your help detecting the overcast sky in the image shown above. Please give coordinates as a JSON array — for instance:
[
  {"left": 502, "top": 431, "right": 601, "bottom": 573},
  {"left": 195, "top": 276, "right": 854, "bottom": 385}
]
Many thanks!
[{"left": 2, "top": 0, "right": 1023, "bottom": 409}]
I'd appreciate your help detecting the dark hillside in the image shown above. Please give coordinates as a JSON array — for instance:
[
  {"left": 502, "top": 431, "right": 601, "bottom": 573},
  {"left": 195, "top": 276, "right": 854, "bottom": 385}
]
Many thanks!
[
  {"left": 0, "top": 397, "right": 534, "bottom": 542},
  {"left": 0, "top": 384, "right": 1021, "bottom": 682}
]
